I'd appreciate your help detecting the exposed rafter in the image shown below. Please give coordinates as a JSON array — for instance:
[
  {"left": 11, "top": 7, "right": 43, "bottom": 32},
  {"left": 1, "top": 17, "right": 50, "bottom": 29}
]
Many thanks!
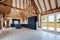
[
  {"left": 11, "top": 6, "right": 25, "bottom": 10},
  {"left": 11, "top": 9, "right": 22, "bottom": 18},
  {"left": 19, "top": 0, "right": 21, "bottom": 8},
  {"left": 29, "top": 0, "right": 31, "bottom": 6},
  {"left": 48, "top": 0, "right": 52, "bottom": 10},
  {"left": 23, "top": 0, "right": 25, "bottom": 9},
  {"left": 15, "top": 0, "right": 17, "bottom": 7},
  {"left": 31, "top": 0, "right": 40, "bottom": 14},
  {"left": 55, "top": 0, "right": 58, "bottom": 8},
  {"left": 25, "top": 0, "right": 27, "bottom": 9},
  {"left": 42, "top": 7, "right": 60, "bottom": 15},
  {"left": 1, "top": 0, "right": 60, "bottom": 17},
  {"left": 43, "top": 0, "right": 47, "bottom": 11},
  {"left": 37, "top": 0, "right": 43, "bottom": 12},
  {"left": 21, "top": 13, "right": 27, "bottom": 19},
  {"left": 0, "top": 0, "right": 12, "bottom": 14}
]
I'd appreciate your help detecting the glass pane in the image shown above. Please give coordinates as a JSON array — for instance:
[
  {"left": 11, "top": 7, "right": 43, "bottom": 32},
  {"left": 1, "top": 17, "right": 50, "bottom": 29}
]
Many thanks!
[
  {"left": 42, "top": 16, "right": 47, "bottom": 29},
  {"left": 57, "top": 13, "right": 60, "bottom": 32},
  {"left": 48, "top": 15, "right": 54, "bottom": 31}
]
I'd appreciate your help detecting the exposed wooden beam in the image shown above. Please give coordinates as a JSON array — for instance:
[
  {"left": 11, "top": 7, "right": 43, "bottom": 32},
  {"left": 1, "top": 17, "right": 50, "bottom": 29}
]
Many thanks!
[
  {"left": 55, "top": 0, "right": 58, "bottom": 8},
  {"left": 48, "top": 0, "right": 52, "bottom": 10},
  {"left": 20, "top": 13, "right": 27, "bottom": 20},
  {"left": 37, "top": 0, "right": 43, "bottom": 12},
  {"left": 0, "top": 10, "right": 2, "bottom": 14},
  {"left": 25, "top": 0, "right": 27, "bottom": 8},
  {"left": 12, "top": 8, "right": 25, "bottom": 19},
  {"left": 24, "top": 0, "right": 26, "bottom": 9},
  {"left": 19, "top": 0, "right": 21, "bottom": 8},
  {"left": 31, "top": 0, "right": 40, "bottom": 14},
  {"left": 0, "top": 0, "right": 12, "bottom": 14},
  {"left": 11, "top": 6, "right": 26, "bottom": 10},
  {"left": 43, "top": 0, "right": 47, "bottom": 11},
  {"left": 29, "top": 0, "right": 31, "bottom": 6},
  {"left": 23, "top": 0, "right": 25, "bottom": 9},
  {"left": 15, "top": 0, "right": 17, "bottom": 7},
  {"left": 42, "top": 7, "right": 60, "bottom": 15}
]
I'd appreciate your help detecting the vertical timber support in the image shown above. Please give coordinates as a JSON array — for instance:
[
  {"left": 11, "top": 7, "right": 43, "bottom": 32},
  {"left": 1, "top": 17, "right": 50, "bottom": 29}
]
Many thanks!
[
  {"left": 37, "top": 13, "right": 41, "bottom": 28},
  {"left": 47, "top": 15, "right": 49, "bottom": 30},
  {"left": 54, "top": 14, "right": 57, "bottom": 32},
  {"left": 1, "top": 14, "right": 4, "bottom": 29},
  {"left": 1, "top": 14, "right": 5, "bottom": 30},
  {"left": 6, "top": 20, "right": 9, "bottom": 28}
]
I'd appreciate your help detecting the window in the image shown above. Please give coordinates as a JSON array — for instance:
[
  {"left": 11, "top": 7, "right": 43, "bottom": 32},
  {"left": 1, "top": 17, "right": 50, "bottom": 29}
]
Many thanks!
[
  {"left": 48, "top": 15, "right": 54, "bottom": 31},
  {"left": 42, "top": 16, "right": 47, "bottom": 29},
  {"left": 57, "top": 13, "right": 60, "bottom": 32},
  {"left": 41, "top": 12, "right": 60, "bottom": 33}
]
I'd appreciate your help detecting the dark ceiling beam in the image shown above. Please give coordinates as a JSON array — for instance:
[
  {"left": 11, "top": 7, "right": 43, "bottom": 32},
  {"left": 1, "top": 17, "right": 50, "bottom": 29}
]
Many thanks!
[
  {"left": 43, "top": 0, "right": 47, "bottom": 11},
  {"left": 37, "top": 0, "right": 43, "bottom": 12},
  {"left": 48, "top": 0, "right": 52, "bottom": 10},
  {"left": 42, "top": 7, "right": 60, "bottom": 15},
  {"left": 55, "top": 0, "right": 58, "bottom": 8},
  {"left": 31, "top": 0, "right": 40, "bottom": 14}
]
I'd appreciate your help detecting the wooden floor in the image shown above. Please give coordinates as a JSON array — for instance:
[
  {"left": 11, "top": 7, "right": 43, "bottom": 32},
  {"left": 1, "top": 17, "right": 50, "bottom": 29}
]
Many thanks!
[{"left": 0, "top": 27, "right": 60, "bottom": 40}]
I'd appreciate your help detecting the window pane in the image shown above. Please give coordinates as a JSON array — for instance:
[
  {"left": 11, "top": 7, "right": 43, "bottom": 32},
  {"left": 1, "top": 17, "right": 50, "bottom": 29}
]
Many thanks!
[
  {"left": 42, "top": 16, "right": 47, "bottom": 29},
  {"left": 48, "top": 15, "right": 54, "bottom": 31},
  {"left": 57, "top": 13, "right": 60, "bottom": 32}
]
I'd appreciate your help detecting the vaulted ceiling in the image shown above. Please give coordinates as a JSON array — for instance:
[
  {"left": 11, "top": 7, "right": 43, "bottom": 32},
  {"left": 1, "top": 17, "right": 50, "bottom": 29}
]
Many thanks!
[
  {"left": 0, "top": 0, "right": 60, "bottom": 19},
  {"left": 10, "top": 0, "right": 36, "bottom": 19},
  {"left": 32, "top": 0, "right": 60, "bottom": 15}
]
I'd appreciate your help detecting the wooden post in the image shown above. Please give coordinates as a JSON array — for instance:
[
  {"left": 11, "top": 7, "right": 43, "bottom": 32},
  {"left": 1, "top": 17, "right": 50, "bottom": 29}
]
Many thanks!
[
  {"left": 37, "top": 13, "right": 41, "bottom": 28},
  {"left": 6, "top": 20, "right": 9, "bottom": 28}
]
